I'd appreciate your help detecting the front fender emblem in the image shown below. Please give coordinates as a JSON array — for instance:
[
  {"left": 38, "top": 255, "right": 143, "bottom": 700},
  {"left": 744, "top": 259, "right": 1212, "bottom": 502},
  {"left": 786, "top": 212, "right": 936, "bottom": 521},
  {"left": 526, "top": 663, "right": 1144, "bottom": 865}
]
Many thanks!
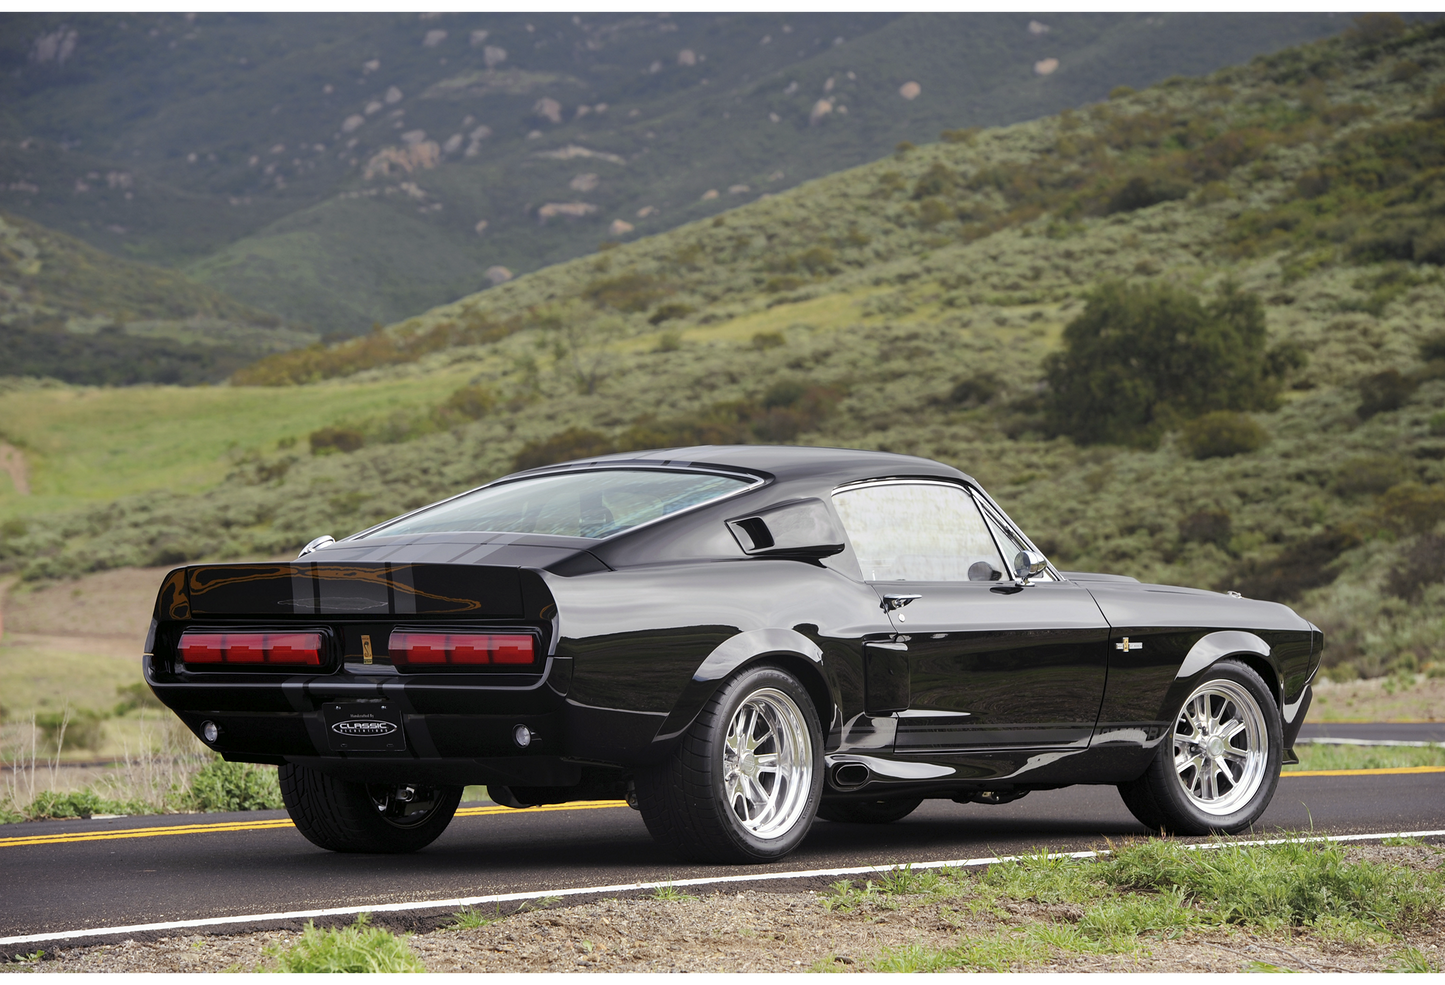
[{"left": 1115, "top": 637, "right": 1143, "bottom": 651}]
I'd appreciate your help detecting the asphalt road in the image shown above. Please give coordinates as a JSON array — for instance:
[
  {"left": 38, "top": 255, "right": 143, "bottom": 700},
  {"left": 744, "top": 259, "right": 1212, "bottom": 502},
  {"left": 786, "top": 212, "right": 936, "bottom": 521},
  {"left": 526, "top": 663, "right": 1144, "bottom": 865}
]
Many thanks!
[
  {"left": 3, "top": 769, "right": 1442, "bottom": 946},
  {"left": 1297, "top": 722, "right": 1445, "bottom": 742}
]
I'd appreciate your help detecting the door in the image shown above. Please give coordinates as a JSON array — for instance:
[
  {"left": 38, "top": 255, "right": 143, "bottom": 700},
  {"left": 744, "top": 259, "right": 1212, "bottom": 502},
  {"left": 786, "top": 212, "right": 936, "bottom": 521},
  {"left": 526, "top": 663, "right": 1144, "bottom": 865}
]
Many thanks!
[{"left": 833, "top": 480, "right": 1110, "bottom": 751}]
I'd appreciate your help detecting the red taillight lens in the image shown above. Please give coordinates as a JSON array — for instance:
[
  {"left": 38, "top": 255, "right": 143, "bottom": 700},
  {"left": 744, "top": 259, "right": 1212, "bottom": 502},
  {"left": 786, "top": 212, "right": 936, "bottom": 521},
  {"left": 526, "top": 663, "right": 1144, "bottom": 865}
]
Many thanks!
[
  {"left": 178, "top": 631, "right": 323, "bottom": 667},
  {"left": 388, "top": 632, "right": 535, "bottom": 669}
]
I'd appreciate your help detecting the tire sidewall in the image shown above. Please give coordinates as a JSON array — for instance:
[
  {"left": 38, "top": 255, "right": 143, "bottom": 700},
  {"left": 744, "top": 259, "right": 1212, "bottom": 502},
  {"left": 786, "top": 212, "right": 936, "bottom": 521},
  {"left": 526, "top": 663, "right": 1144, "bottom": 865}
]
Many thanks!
[
  {"left": 705, "top": 664, "right": 824, "bottom": 860},
  {"left": 1151, "top": 660, "right": 1283, "bottom": 834}
]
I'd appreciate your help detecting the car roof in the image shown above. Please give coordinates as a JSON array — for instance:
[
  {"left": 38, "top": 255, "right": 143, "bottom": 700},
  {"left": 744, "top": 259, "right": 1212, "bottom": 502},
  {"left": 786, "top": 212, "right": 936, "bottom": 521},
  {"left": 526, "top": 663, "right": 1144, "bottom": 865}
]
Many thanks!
[{"left": 510, "top": 444, "right": 971, "bottom": 485}]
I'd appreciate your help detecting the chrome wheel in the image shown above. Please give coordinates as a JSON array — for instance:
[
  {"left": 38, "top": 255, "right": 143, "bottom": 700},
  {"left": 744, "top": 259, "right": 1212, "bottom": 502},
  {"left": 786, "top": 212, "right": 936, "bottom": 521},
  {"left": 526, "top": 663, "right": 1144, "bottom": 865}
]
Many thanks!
[
  {"left": 1172, "top": 679, "right": 1268, "bottom": 816},
  {"left": 722, "top": 687, "right": 814, "bottom": 841}
]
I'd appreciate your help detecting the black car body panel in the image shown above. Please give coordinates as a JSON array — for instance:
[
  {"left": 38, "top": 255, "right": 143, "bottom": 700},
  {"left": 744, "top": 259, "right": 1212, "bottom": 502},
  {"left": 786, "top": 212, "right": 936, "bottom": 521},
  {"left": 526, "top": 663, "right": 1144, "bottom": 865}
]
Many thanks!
[{"left": 144, "top": 445, "right": 1321, "bottom": 801}]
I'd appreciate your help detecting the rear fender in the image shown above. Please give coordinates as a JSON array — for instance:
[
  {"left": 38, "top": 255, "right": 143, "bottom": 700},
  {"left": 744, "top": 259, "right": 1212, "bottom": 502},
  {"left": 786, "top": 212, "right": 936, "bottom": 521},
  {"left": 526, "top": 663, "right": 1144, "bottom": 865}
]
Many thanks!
[{"left": 651, "top": 628, "right": 832, "bottom": 745}]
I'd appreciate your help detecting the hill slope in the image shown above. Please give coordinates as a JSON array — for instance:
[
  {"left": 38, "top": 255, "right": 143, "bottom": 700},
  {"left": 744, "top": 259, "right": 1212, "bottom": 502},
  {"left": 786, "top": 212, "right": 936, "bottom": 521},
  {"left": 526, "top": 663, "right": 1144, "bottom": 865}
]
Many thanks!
[
  {"left": 3, "top": 19, "right": 1445, "bottom": 684},
  {"left": 0, "top": 210, "right": 314, "bottom": 384},
  {"left": 0, "top": 12, "right": 1362, "bottom": 333}
]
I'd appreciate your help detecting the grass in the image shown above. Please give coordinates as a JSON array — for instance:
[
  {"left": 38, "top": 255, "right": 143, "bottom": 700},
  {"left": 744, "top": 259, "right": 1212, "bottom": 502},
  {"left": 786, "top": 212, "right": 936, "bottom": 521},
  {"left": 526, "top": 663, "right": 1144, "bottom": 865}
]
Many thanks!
[
  {"left": 1287, "top": 743, "right": 1445, "bottom": 772},
  {"left": 0, "top": 367, "right": 476, "bottom": 522},
  {"left": 446, "top": 906, "right": 504, "bottom": 931},
  {"left": 651, "top": 883, "right": 700, "bottom": 902},
  {"left": 261, "top": 913, "right": 425, "bottom": 973},
  {"left": 819, "top": 837, "right": 1445, "bottom": 971}
]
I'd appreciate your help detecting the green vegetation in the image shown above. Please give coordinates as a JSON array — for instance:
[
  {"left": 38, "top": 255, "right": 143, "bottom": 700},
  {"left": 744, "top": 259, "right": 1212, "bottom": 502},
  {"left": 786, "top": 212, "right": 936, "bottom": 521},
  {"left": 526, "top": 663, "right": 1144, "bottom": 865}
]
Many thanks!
[
  {"left": 446, "top": 906, "right": 504, "bottom": 931},
  {"left": 0, "top": 13, "right": 1360, "bottom": 333},
  {"left": 1286, "top": 742, "right": 1445, "bottom": 772},
  {"left": 0, "top": 211, "right": 309, "bottom": 385},
  {"left": 1042, "top": 280, "right": 1278, "bottom": 447},
  {"left": 3, "top": 19, "right": 1445, "bottom": 684},
  {"left": 651, "top": 884, "right": 700, "bottom": 902},
  {"left": 261, "top": 914, "right": 425, "bottom": 973},
  {"left": 821, "top": 838, "right": 1444, "bottom": 971}
]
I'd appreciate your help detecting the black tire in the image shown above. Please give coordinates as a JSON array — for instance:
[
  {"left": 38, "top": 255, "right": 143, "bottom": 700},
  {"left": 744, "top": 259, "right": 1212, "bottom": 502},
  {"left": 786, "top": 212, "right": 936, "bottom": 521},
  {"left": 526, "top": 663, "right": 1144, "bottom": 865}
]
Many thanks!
[
  {"left": 1117, "top": 659, "right": 1282, "bottom": 836},
  {"left": 817, "top": 797, "right": 923, "bottom": 824},
  {"left": 636, "top": 664, "right": 824, "bottom": 864},
  {"left": 279, "top": 764, "right": 462, "bottom": 853}
]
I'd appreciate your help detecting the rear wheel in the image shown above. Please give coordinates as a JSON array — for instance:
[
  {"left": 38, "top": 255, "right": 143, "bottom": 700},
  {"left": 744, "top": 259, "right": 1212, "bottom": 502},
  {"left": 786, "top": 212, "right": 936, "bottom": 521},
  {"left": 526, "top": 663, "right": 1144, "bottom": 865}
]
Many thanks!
[
  {"left": 279, "top": 764, "right": 462, "bottom": 853},
  {"left": 1118, "top": 660, "right": 1281, "bottom": 836},
  {"left": 817, "top": 797, "right": 923, "bottom": 824},
  {"left": 636, "top": 664, "right": 823, "bottom": 863}
]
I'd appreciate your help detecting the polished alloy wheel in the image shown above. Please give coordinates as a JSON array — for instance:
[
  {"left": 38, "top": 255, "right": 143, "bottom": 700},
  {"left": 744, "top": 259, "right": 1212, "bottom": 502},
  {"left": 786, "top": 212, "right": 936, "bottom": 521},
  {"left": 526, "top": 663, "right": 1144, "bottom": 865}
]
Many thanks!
[
  {"left": 722, "top": 686, "right": 814, "bottom": 840},
  {"left": 1171, "top": 679, "right": 1269, "bottom": 816}
]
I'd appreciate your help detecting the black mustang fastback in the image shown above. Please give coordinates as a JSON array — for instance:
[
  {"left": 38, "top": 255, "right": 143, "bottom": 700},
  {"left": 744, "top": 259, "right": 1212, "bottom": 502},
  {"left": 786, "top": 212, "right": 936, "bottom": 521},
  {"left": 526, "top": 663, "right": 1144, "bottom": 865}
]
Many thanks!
[{"left": 145, "top": 446, "right": 1321, "bottom": 863}]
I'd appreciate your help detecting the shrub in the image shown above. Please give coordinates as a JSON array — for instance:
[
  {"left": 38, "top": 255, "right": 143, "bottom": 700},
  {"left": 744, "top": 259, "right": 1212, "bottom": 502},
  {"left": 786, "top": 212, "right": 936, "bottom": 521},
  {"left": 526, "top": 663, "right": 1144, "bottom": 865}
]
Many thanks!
[
  {"left": 647, "top": 302, "right": 694, "bottom": 325},
  {"left": 947, "top": 372, "right": 1002, "bottom": 407},
  {"left": 1344, "top": 12, "right": 1406, "bottom": 46},
  {"left": 1179, "top": 411, "right": 1268, "bottom": 459},
  {"left": 653, "top": 330, "right": 682, "bottom": 352},
  {"left": 1420, "top": 331, "right": 1445, "bottom": 363},
  {"left": 750, "top": 330, "right": 785, "bottom": 350},
  {"left": 940, "top": 128, "right": 979, "bottom": 144},
  {"left": 912, "top": 163, "right": 960, "bottom": 200},
  {"left": 1384, "top": 532, "right": 1445, "bottom": 601},
  {"left": 35, "top": 708, "right": 106, "bottom": 752},
  {"left": 1106, "top": 175, "right": 1192, "bottom": 214},
  {"left": 1178, "top": 509, "right": 1232, "bottom": 549},
  {"left": 1043, "top": 280, "right": 1277, "bottom": 447},
  {"left": 582, "top": 272, "right": 669, "bottom": 313},
  {"left": 440, "top": 384, "right": 495, "bottom": 421},
  {"left": 512, "top": 428, "right": 616, "bottom": 472},
  {"left": 1223, "top": 529, "right": 1361, "bottom": 602},
  {"left": 309, "top": 426, "right": 365, "bottom": 454},
  {"left": 1334, "top": 454, "right": 1409, "bottom": 497},
  {"left": 763, "top": 379, "right": 808, "bottom": 409},
  {"left": 265, "top": 914, "right": 425, "bottom": 973},
  {"left": 1429, "top": 410, "right": 1445, "bottom": 437},
  {"left": 24, "top": 790, "right": 141, "bottom": 820},
  {"left": 186, "top": 759, "right": 283, "bottom": 812},
  {"left": 1370, "top": 482, "right": 1445, "bottom": 536}
]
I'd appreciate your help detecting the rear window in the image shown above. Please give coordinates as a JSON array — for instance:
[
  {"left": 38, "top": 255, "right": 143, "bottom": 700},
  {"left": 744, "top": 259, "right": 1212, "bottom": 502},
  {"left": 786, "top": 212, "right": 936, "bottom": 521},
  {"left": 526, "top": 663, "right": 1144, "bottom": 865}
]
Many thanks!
[{"left": 365, "top": 469, "right": 754, "bottom": 540}]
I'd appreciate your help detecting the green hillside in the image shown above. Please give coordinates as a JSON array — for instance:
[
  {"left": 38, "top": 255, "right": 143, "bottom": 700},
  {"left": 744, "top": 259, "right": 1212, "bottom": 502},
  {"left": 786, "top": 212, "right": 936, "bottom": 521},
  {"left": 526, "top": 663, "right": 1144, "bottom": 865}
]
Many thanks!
[
  {"left": 3, "top": 19, "right": 1445, "bottom": 684},
  {"left": 0, "top": 210, "right": 315, "bottom": 384},
  {"left": 0, "top": 12, "right": 1365, "bottom": 334}
]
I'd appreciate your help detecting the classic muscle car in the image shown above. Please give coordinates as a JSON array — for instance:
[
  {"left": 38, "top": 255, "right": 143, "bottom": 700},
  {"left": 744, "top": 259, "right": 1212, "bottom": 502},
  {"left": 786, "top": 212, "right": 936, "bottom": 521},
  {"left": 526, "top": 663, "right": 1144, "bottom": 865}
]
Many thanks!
[{"left": 144, "top": 446, "right": 1321, "bottom": 863}]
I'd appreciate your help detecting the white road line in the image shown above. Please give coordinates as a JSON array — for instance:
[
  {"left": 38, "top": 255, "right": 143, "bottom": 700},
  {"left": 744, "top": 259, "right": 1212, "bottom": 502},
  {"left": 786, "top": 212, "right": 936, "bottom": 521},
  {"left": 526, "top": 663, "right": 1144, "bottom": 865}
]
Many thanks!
[{"left": 3, "top": 828, "right": 1443, "bottom": 948}]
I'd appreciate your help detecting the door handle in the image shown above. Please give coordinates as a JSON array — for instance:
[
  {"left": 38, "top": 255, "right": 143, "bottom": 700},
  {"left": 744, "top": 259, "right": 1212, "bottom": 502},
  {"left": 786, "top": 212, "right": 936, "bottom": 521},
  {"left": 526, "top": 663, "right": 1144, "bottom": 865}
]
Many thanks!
[{"left": 881, "top": 594, "right": 922, "bottom": 612}]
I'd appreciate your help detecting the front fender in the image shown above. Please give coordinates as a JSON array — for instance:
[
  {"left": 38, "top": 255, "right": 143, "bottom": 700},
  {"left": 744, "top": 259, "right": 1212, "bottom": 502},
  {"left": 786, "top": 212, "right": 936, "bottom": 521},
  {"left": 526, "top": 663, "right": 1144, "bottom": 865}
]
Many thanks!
[{"left": 652, "top": 628, "right": 829, "bottom": 744}]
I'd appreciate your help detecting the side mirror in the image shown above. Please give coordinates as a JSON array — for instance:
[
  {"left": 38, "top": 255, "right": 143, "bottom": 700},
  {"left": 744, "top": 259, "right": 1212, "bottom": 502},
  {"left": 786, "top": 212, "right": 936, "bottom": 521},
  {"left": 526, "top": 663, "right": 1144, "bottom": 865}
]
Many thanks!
[
  {"left": 1012, "top": 550, "right": 1047, "bottom": 585},
  {"left": 298, "top": 535, "right": 335, "bottom": 559}
]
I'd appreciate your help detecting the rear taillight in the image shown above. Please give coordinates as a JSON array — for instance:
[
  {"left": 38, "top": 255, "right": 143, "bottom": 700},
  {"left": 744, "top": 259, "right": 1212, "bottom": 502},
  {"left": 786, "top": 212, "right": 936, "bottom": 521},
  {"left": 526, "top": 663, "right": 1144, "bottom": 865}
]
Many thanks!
[
  {"left": 179, "top": 631, "right": 323, "bottom": 667},
  {"left": 388, "top": 632, "right": 536, "bottom": 668}
]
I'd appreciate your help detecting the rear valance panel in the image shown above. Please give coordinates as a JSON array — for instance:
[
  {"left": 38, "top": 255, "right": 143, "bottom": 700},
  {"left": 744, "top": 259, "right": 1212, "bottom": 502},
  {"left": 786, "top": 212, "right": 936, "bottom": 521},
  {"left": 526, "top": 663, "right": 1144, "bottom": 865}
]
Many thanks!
[{"left": 182, "top": 563, "right": 525, "bottom": 617}]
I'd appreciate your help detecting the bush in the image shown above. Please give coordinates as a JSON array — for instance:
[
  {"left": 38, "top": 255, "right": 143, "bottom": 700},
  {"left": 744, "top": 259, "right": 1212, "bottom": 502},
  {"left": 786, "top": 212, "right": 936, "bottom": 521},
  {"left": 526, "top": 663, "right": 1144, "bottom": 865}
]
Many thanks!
[
  {"left": 1223, "top": 529, "right": 1361, "bottom": 602},
  {"left": 1106, "top": 175, "right": 1192, "bottom": 214},
  {"left": 1356, "top": 368, "right": 1418, "bottom": 418},
  {"left": 1043, "top": 280, "right": 1277, "bottom": 446},
  {"left": 582, "top": 273, "right": 669, "bottom": 313},
  {"left": 751, "top": 330, "right": 785, "bottom": 350},
  {"left": 24, "top": 790, "right": 142, "bottom": 820},
  {"left": 1179, "top": 411, "right": 1268, "bottom": 459},
  {"left": 309, "top": 426, "right": 366, "bottom": 454},
  {"left": 35, "top": 708, "right": 106, "bottom": 752},
  {"left": 1333, "top": 454, "right": 1409, "bottom": 497},
  {"left": 648, "top": 302, "right": 694, "bottom": 325},
  {"left": 1178, "top": 509, "right": 1232, "bottom": 549},
  {"left": 1384, "top": 532, "right": 1445, "bottom": 601},
  {"left": 1420, "top": 331, "right": 1445, "bottom": 363},
  {"left": 1370, "top": 482, "right": 1445, "bottom": 536},
  {"left": 440, "top": 384, "right": 495, "bottom": 421},
  {"left": 512, "top": 427, "right": 616, "bottom": 471},
  {"left": 1429, "top": 410, "right": 1445, "bottom": 437},
  {"left": 186, "top": 758, "right": 283, "bottom": 812},
  {"left": 265, "top": 914, "right": 425, "bottom": 973},
  {"left": 948, "top": 372, "right": 1002, "bottom": 407}
]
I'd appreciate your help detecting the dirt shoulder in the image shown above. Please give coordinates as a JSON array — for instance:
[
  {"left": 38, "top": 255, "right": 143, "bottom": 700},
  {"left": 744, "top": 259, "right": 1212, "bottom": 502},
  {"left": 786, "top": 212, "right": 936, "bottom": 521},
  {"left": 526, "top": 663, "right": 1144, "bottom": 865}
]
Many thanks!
[{"left": 9, "top": 844, "right": 1442, "bottom": 974}]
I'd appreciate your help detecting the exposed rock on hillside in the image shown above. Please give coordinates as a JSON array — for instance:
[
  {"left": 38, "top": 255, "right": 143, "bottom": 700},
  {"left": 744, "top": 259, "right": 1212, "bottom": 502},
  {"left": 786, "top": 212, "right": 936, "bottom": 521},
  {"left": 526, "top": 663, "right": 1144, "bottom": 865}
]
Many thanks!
[{"left": 537, "top": 201, "right": 597, "bottom": 223}]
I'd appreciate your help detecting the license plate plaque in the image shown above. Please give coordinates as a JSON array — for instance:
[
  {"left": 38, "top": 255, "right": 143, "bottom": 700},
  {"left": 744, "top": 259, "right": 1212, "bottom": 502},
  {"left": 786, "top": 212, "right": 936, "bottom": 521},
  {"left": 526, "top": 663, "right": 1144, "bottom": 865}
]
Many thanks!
[{"left": 322, "top": 701, "right": 406, "bottom": 752}]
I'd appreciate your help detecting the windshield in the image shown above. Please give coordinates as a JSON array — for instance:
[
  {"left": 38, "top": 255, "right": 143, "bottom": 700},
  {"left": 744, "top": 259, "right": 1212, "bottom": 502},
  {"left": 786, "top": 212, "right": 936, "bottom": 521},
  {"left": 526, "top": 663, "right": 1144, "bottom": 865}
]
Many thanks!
[{"left": 365, "top": 469, "right": 755, "bottom": 540}]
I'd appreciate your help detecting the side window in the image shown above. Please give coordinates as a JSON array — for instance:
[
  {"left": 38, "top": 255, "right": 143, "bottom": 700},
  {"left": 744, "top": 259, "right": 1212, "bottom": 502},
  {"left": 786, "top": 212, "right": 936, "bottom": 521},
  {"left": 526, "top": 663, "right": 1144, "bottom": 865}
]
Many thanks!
[{"left": 832, "top": 482, "right": 1006, "bottom": 582}]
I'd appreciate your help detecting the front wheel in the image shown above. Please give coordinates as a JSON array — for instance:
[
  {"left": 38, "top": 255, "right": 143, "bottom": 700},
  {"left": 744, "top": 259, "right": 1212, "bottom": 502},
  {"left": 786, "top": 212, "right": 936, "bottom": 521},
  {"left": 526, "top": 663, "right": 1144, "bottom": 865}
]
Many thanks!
[
  {"left": 1118, "top": 659, "right": 1281, "bottom": 836},
  {"left": 279, "top": 764, "right": 462, "bottom": 853},
  {"left": 636, "top": 664, "right": 823, "bottom": 863}
]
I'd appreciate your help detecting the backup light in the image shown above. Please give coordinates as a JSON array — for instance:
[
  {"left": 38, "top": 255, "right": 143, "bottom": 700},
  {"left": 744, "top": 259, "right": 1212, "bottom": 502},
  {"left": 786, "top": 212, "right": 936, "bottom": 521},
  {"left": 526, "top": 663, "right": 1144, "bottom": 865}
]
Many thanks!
[
  {"left": 388, "top": 632, "right": 535, "bottom": 668},
  {"left": 179, "top": 631, "right": 323, "bottom": 667}
]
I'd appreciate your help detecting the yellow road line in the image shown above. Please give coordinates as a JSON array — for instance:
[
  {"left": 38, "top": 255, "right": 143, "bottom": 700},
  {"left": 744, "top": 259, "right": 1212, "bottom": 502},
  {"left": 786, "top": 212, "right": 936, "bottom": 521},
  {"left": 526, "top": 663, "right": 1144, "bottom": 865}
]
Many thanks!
[
  {"left": 1282, "top": 765, "right": 1445, "bottom": 777},
  {"left": 0, "top": 800, "right": 629, "bottom": 848}
]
